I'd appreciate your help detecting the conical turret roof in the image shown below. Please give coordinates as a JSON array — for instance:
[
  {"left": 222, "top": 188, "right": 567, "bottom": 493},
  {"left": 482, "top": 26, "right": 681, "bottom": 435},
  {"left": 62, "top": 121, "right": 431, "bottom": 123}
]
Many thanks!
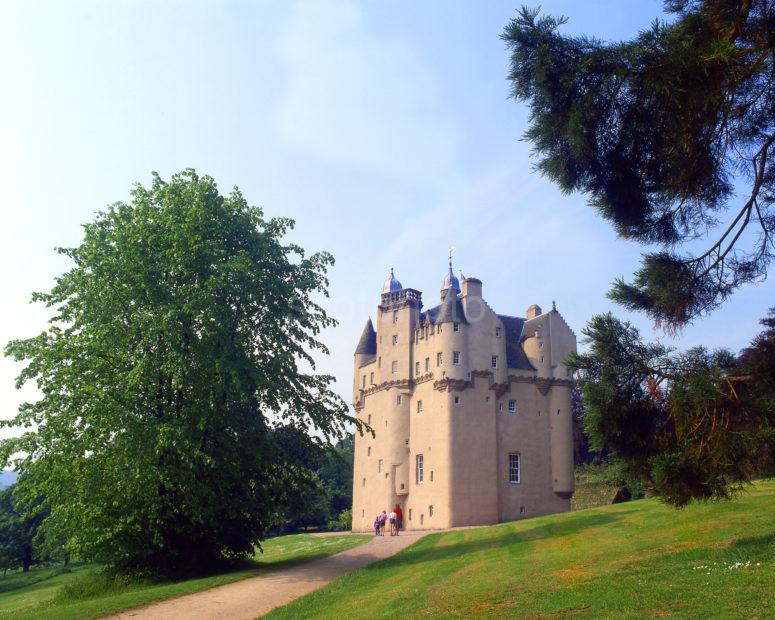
[{"left": 354, "top": 318, "right": 377, "bottom": 355}]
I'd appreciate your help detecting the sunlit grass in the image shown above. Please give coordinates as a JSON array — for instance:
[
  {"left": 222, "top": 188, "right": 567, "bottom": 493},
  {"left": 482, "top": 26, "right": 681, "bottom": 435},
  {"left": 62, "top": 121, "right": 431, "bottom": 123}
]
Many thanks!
[
  {"left": 0, "top": 533, "right": 369, "bottom": 620},
  {"left": 268, "top": 480, "right": 774, "bottom": 619}
]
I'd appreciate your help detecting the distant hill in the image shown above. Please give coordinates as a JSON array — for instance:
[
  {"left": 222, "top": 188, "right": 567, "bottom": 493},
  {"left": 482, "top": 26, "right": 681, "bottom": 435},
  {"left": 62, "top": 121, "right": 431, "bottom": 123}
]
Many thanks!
[{"left": 0, "top": 471, "right": 18, "bottom": 488}]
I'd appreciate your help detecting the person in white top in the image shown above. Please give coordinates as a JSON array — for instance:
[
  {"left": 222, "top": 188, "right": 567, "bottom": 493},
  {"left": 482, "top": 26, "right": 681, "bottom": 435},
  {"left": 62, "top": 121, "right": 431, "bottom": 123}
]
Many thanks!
[{"left": 388, "top": 510, "right": 397, "bottom": 536}]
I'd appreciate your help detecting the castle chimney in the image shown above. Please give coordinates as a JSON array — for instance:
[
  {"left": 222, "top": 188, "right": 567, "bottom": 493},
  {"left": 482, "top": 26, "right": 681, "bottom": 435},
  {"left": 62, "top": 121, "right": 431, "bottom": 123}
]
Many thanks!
[
  {"left": 526, "top": 304, "right": 542, "bottom": 319},
  {"left": 461, "top": 277, "right": 482, "bottom": 299}
]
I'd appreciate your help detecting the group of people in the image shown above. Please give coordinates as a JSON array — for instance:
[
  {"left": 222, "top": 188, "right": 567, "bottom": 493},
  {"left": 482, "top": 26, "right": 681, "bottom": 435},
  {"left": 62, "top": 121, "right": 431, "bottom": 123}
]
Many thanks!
[{"left": 374, "top": 504, "right": 403, "bottom": 536}]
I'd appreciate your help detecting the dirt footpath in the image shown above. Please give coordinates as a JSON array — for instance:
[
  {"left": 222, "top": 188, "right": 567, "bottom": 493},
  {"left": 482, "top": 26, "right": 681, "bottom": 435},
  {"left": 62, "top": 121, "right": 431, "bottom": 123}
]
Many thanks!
[{"left": 108, "top": 531, "right": 426, "bottom": 620}]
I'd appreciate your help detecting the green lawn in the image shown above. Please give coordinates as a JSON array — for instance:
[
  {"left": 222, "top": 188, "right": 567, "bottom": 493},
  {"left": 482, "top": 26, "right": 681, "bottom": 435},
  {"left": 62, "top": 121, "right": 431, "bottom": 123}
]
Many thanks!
[
  {"left": 268, "top": 480, "right": 775, "bottom": 619},
  {"left": 0, "top": 533, "right": 369, "bottom": 620}
]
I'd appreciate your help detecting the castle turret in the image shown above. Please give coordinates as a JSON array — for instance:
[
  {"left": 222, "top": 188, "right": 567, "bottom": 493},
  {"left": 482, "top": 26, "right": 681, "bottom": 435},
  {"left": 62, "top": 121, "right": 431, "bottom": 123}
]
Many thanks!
[{"left": 353, "top": 318, "right": 376, "bottom": 401}]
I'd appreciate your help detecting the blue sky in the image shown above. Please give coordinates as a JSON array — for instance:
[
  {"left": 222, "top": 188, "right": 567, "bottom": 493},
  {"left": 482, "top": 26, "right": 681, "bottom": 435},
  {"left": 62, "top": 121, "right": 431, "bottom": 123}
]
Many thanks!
[{"left": 1, "top": 1, "right": 773, "bottom": 438}]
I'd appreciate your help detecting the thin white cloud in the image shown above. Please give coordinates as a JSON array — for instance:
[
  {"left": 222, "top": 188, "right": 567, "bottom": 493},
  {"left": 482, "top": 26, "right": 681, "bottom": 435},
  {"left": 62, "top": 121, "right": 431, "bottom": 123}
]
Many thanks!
[{"left": 274, "top": 0, "right": 460, "bottom": 183}]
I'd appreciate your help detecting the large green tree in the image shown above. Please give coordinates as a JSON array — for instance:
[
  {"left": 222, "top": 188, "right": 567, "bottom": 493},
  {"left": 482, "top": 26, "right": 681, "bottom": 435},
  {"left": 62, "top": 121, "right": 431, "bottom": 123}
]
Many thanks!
[
  {"left": 503, "top": 1, "right": 773, "bottom": 328},
  {"left": 568, "top": 310, "right": 774, "bottom": 506},
  {"left": 1, "top": 170, "right": 353, "bottom": 575}
]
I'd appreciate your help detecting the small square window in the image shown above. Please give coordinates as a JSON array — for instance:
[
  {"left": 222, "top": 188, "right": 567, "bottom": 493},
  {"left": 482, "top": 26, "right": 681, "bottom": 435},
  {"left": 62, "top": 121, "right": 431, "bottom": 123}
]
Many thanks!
[
  {"left": 437, "top": 352, "right": 443, "bottom": 366},
  {"left": 495, "top": 326, "right": 502, "bottom": 338},
  {"left": 508, "top": 400, "right": 517, "bottom": 413},
  {"left": 391, "top": 361, "right": 398, "bottom": 374},
  {"left": 417, "top": 400, "right": 424, "bottom": 413},
  {"left": 454, "top": 396, "right": 460, "bottom": 405},
  {"left": 453, "top": 351, "right": 461, "bottom": 365},
  {"left": 453, "top": 322, "right": 460, "bottom": 332},
  {"left": 491, "top": 356, "right": 498, "bottom": 369}
]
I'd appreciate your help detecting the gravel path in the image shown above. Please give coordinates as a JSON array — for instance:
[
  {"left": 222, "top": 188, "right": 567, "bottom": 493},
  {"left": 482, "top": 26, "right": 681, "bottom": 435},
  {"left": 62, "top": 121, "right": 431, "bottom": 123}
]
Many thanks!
[{"left": 107, "top": 532, "right": 427, "bottom": 620}]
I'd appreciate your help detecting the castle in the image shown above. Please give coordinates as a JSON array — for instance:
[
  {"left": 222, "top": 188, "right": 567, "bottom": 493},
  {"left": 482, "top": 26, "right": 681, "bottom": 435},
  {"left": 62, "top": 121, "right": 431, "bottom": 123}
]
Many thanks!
[{"left": 351, "top": 258, "right": 577, "bottom": 531}]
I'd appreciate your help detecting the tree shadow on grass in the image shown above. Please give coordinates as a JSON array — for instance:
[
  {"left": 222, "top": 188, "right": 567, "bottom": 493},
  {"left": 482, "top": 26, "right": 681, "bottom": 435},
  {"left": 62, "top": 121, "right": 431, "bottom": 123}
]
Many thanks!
[{"left": 371, "top": 512, "right": 623, "bottom": 569}]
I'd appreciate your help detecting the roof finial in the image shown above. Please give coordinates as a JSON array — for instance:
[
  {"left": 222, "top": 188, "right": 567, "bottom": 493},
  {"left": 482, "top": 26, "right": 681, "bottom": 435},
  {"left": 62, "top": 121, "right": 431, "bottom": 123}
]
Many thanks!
[
  {"left": 552, "top": 300, "right": 557, "bottom": 311},
  {"left": 448, "top": 245, "right": 455, "bottom": 271}
]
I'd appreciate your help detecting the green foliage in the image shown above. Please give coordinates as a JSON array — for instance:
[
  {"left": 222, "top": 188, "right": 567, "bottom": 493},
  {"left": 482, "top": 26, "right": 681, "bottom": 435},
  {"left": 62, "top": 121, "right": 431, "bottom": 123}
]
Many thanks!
[
  {"left": 0, "top": 487, "right": 47, "bottom": 573},
  {"left": 327, "top": 509, "right": 352, "bottom": 532},
  {"left": 504, "top": 2, "right": 774, "bottom": 326},
  {"left": 1, "top": 170, "right": 354, "bottom": 576},
  {"left": 568, "top": 311, "right": 775, "bottom": 507}
]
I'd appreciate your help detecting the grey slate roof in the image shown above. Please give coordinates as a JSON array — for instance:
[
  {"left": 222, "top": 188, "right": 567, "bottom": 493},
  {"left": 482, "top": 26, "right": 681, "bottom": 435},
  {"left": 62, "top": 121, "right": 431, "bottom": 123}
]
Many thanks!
[
  {"left": 354, "top": 318, "right": 377, "bottom": 355},
  {"left": 498, "top": 314, "right": 535, "bottom": 371},
  {"left": 419, "top": 291, "right": 468, "bottom": 326}
]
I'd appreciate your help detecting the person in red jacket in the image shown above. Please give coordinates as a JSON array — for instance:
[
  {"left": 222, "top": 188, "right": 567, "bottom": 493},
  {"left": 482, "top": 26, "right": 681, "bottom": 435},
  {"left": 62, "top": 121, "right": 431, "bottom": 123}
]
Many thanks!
[{"left": 394, "top": 504, "right": 403, "bottom": 534}]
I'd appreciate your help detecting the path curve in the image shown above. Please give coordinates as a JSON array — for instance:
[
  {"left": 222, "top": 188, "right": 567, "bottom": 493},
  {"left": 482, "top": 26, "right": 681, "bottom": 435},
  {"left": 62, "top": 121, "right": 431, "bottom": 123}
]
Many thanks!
[{"left": 107, "top": 532, "right": 427, "bottom": 620}]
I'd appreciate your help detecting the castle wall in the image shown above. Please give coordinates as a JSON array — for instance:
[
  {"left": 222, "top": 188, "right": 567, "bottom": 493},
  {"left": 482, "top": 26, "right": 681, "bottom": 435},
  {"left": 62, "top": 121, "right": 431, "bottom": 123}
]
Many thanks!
[{"left": 352, "top": 278, "right": 576, "bottom": 533}]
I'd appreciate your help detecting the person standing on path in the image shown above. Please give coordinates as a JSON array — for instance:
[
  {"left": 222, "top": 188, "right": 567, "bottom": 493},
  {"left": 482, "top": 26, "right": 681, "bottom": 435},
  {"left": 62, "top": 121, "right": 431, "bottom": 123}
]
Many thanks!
[
  {"left": 374, "top": 514, "right": 381, "bottom": 536},
  {"left": 388, "top": 509, "right": 397, "bottom": 536},
  {"left": 379, "top": 510, "right": 387, "bottom": 536},
  {"left": 394, "top": 504, "right": 403, "bottom": 534}
]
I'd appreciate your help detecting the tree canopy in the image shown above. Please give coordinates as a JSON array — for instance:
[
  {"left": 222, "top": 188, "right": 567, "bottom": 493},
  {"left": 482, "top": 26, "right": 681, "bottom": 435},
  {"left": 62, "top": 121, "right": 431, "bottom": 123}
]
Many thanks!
[
  {"left": 568, "top": 309, "right": 774, "bottom": 506},
  {"left": 1, "top": 170, "right": 353, "bottom": 575},
  {"left": 503, "top": 1, "right": 774, "bottom": 328}
]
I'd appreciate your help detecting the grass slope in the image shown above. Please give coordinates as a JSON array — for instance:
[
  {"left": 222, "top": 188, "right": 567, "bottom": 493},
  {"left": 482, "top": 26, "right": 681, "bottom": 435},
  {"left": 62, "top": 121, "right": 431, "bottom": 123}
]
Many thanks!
[
  {"left": 0, "top": 533, "right": 369, "bottom": 620},
  {"left": 268, "top": 480, "right": 775, "bottom": 619}
]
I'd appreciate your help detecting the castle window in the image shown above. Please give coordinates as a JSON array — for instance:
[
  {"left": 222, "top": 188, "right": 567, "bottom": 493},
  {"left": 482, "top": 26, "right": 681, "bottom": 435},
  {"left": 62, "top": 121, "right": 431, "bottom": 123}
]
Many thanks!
[
  {"left": 508, "top": 453, "right": 521, "bottom": 484},
  {"left": 415, "top": 361, "right": 420, "bottom": 375},
  {"left": 368, "top": 414, "right": 371, "bottom": 424},
  {"left": 425, "top": 326, "right": 429, "bottom": 338},
  {"left": 393, "top": 310, "right": 398, "bottom": 324},
  {"left": 454, "top": 396, "right": 460, "bottom": 405},
  {"left": 495, "top": 326, "right": 502, "bottom": 338},
  {"left": 540, "top": 355, "right": 544, "bottom": 364},
  {"left": 429, "top": 505, "right": 434, "bottom": 517},
  {"left": 416, "top": 454, "right": 424, "bottom": 484},
  {"left": 362, "top": 477, "right": 366, "bottom": 487},
  {"left": 499, "top": 403, "right": 503, "bottom": 412},
  {"left": 362, "top": 375, "right": 366, "bottom": 388},
  {"left": 424, "top": 357, "right": 430, "bottom": 372},
  {"left": 409, "top": 509, "right": 412, "bottom": 520},
  {"left": 391, "top": 361, "right": 398, "bottom": 374},
  {"left": 539, "top": 341, "right": 544, "bottom": 349},
  {"left": 437, "top": 324, "right": 441, "bottom": 334},
  {"left": 392, "top": 335, "right": 398, "bottom": 345},
  {"left": 437, "top": 352, "right": 443, "bottom": 366},
  {"left": 396, "top": 395, "right": 402, "bottom": 405},
  {"left": 453, "top": 351, "right": 461, "bottom": 365},
  {"left": 430, "top": 470, "right": 434, "bottom": 481},
  {"left": 378, "top": 356, "right": 381, "bottom": 368},
  {"left": 367, "top": 446, "right": 371, "bottom": 456},
  {"left": 370, "top": 372, "right": 374, "bottom": 385},
  {"left": 417, "top": 400, "right": 423, "bottom": 413},
  {"left": 508, "top": 400, "right": 517, "bottom": 413},
  {"left": 453, "top": 322, "right": 460, "bottom": 332},
  {"left": 491, "top": 356, "right": 498, "bottom": 369},
  {"left": 378, "top": 459, "right": 383, "bottom": 473}
]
